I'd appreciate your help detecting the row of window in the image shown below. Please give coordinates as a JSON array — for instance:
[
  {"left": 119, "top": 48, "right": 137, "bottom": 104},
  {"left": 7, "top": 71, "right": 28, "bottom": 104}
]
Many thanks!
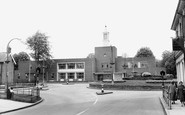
[
  {"left": 58, "top": 63, "right": 84, "bottom": 69},
  {"left": 58, "top": 72, "right": 84, "bottom": 79},
  {"left": 101, "top": 61, "right": 148, "bottom": 69},
  {"left": 123, "top": 62, "right": 148, "bottom": 68}
]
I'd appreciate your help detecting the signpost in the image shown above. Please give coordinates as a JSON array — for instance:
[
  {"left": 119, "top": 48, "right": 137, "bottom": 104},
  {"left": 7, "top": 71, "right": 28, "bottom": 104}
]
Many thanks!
[{"left": 160, "top": 70, "right": 165, "bottom": 87}]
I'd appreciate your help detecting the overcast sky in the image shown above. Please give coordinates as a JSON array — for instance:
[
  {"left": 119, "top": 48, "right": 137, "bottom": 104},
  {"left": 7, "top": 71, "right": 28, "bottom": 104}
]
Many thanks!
[{"left": 0, "top": 0, "right": 178, "bottom": 60}]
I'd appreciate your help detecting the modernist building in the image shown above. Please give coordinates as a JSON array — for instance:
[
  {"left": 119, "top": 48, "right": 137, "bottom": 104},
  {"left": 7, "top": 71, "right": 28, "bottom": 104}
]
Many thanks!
[
  {"left": 14, "top": 46, "right": 164, "bottom": 83},
  {"left": 171, "top": 0, "right": 185, "bottom": 84},
  {"left": 14, "top": 26, "right": 164, "bottom": 83}
]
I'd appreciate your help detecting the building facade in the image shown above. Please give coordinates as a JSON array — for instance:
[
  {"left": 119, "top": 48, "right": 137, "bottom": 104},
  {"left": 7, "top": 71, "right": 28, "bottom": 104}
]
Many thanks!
[
  {"left": 14, "top": 26, "right": 164, "bottom": 83},
  {"left": 14, "top": 45, "right": 164, "bottom": 83},
  {"left": 171, "top": 0, "right": 185, "bottom": 85}
]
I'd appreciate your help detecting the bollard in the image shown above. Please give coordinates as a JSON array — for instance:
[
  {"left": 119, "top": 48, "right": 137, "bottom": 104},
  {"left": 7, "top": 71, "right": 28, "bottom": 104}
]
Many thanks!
[
  {"left": 101, "top": 84, "right": 104, "bottom": 93},
  {"left": 96, "top": 83, "right": 113, "bottom": 95}
]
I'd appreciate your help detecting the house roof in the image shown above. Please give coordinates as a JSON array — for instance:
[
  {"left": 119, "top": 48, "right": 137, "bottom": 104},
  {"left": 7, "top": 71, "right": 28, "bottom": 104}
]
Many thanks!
[
  {"left": 0, "top": 52, "right": 16, "bottom": 64},
  {"left": 171, "top": 0, "right": 185, "bottom": 30}
]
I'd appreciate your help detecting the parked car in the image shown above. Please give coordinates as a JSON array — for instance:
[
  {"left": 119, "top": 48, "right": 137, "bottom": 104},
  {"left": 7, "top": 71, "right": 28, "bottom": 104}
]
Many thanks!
[{"left": 142, "top": 72, "right": 151, "bottom": 77}]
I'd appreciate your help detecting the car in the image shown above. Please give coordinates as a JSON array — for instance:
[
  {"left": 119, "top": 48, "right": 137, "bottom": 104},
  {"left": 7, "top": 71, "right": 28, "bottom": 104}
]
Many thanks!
[{"left": 142, "top": 72, "right": 151, "bottom": 77}]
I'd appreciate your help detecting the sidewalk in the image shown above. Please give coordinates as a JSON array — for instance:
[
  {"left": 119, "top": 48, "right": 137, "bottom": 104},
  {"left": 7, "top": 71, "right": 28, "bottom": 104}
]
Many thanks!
[
  {"left": 0, "top": 98, "right": 43, "bottom": 114},
  {"left": 160, "top": 97, "right": 185, "bottom": 115}
]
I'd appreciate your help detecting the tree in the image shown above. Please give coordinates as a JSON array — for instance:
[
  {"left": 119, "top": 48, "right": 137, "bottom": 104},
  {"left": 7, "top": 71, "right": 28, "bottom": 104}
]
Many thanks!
[
  {"left": 161, "top": 50, "right": 176, "bottom": 77},
  {"left": 135, "top": 47, "right": 154, "bottom": 58},
  {"left": 160, "top": 50, "right": 171, "bottom": 67},
  {"left": 13, "top": 52, "right": 30, "bottom": 70},
  {"left": 26, "top": 31, "right": 52, "bottom": 62},
  {"left": 87, "top": 53, "right": 95, "bottom": 58}
]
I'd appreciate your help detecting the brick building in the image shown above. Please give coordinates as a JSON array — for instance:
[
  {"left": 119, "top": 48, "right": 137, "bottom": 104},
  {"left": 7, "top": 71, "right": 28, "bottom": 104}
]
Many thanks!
[
  {"left": 14, "top": 26, "right": 164, "bottom": 83},
  {"left": 14, "top": 45, "right": 164, "bottom": 83}
]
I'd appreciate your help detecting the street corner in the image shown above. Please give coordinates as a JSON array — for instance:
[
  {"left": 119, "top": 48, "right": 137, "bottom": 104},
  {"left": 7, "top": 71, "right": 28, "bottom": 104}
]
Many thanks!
[{"left": 0, "top": 98, "right": 44, "bottom": 114}]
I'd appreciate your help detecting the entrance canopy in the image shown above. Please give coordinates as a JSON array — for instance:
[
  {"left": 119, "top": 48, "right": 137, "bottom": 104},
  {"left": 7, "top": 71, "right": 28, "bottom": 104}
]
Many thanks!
[{"left": 93, "top": 72, "right": 111, "bottom": 75}]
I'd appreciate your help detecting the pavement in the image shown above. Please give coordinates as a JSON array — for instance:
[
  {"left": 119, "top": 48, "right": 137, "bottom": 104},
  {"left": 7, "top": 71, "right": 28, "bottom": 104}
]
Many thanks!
[
  {"left": 160, "top": 97, "right": 185, "bottom": 115},
  {"left": 0, "top": 98, "right": 43, "bottom": 114}
]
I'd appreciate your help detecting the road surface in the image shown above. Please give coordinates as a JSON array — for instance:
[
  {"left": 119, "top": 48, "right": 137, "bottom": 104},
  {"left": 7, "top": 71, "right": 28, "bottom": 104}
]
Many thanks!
[{"left": 5, "top": 83, "right": 165, "bottom": 115}]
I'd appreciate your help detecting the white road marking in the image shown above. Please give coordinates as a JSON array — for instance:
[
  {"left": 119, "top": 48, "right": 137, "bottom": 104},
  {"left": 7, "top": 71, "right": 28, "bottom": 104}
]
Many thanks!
[
  {"left": 76, "top": 93, "right": 98, "bottom": 115},
  {"left": 93, "top": 95, "right": 98, "bottom": 105},
  {"left": 76, "top": 108, "right": 89, "bottom": 115}
]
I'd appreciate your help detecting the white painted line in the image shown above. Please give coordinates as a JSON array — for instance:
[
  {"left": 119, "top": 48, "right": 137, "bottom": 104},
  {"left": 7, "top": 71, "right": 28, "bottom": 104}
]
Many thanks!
[
  {"left": 76, "top": 92, "right": 98, "bottom": 115},
  {"left": 92, "top": 93, "right": 98, "bottom": 105},
  {"left": 93, "top": 96, "right": 98, "bottom": 105},
  {"left": 76, "top": 108, "right": 89, "bottom": 115}
]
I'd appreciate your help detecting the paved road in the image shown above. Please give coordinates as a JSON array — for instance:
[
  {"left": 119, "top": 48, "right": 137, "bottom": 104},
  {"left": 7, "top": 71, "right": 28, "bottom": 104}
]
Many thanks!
[{"left": 5, "top": 83, "right": 165, "bottom": 115}]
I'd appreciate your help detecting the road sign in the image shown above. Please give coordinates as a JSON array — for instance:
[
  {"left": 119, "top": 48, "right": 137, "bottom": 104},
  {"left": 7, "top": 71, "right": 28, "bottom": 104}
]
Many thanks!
[{"left": 160, "top": 71, "right": 165, "bottom": 76}]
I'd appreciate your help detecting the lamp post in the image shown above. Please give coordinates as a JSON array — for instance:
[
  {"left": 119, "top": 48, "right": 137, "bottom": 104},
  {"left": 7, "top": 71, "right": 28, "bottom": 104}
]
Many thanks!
[
  {"left": 5, "top": 38, "right": 21, "bottom": 98},
  {"left": 110, "top": 46, "right": 115, "bottom": 84},
  {"left": 160, "top": 70, "right": 165, "bottom": 88}
]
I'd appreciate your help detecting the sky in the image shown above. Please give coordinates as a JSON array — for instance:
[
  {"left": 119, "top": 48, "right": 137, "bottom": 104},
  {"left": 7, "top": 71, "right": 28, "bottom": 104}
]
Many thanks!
[{"left": 0, "top": 0, "right": 179, "bottom": 60}]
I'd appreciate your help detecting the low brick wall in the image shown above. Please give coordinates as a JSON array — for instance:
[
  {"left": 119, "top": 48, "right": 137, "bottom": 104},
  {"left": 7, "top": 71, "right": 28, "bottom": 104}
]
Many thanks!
[
  {"left": 0, "top": 89, "right": 6, "bottom": 99},
  {"left": 89, "top": 82, "right": 163, "bottom": 91},
  {"left": 13, "top": 94, "right": 41, "bottom": 103},
  {"left": 0, "top": 93, "right": 6, "bottom": 99}
]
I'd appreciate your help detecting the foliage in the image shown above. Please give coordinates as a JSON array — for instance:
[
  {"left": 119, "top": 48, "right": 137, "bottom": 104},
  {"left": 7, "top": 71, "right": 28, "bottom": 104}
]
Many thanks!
[
  {"left": 161, "top": 50, "right": 176, "bottom": 77},
  {"left": 13, "top": 52, "right": 30, "bottom": 62},
  {"left": 43, "top": 58, "right": 55, "bottom": 70},
  {"left": 13, "top": 52, "right": 30, "bottom": 70},
  {"left": 135, "top": 47, "right": 154, "bottom": 58},
  {"left": 26, "top": 31, "right": 52, "bottom": 62},
  {"left": 122, "top": 75, "right": 166, "bottom": 80},
  {"left": 160, "top": 50, "right": 171, "bottom": 67},
  {"left": 87, "top": 53, "right": 95, "bottom": 58},
  {"left": 155, "top": 59, "right": 161, "bottom": 67}
]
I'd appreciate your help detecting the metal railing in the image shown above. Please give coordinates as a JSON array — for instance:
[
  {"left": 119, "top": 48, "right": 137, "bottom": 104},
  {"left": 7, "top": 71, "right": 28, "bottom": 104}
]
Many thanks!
[
  {"left": 162, "top": 86, "right": 171, "bottom": 110},
  {"left": 13, "top": 87, "right": 40, "bottom": 97},
  {"left": 14, "top": 83, "right": 35, "bottom": 87}
]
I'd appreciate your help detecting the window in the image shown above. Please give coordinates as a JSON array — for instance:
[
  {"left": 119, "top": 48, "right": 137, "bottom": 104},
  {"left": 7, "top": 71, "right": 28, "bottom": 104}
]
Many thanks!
[
  {"left": 68, "top": 73, "right": 74, "bottom": 79},
  {"left": 101, "top": 63, "right": 109, "bottom": 69},
  {"left": 133, "top": 63, "right": 138, "bottom": 68},
  {"left": 128, "top": 62, "right": 132, "bottom": 68},
  {"left": 51, "top": 73, "right": 55, "bottom": 79},
  {"left": 25, "top": 73, "right": 28, "bottom": 78},
  {"left": 140, "top": 62, "right": 148, "bottom": 68},
  {"left": 58, "top": 64, "right": 66, "bottom": 69},
  {"left": 59, "top": 73, "right": 66, "bottom": 79},
  {"left": 76, "top": 63, "right": 84, "bottom": 69},
  {"left": 77, "top": 73, "right": 84, "bottom": 79},
  {"left": 138, "top": 62, "right": 141, "bottom": 68},
  {"left": 122, "top": 63, "right": 128, "bottom": 69},
  {"left": 67, "top": 63, "right": 75, "bottom": 69}
]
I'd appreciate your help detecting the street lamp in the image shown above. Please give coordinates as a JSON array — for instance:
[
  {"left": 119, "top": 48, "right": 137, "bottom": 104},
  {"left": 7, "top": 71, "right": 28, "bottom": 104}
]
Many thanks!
[
  {"left": 110, "top": 46, "right": 115, "bottom": 84},
  {"left": 5, "top": 38, "right": 21, "bottom": 98},
  {"left": 160, "top": 70, "right": 165, "bottom": 88}
]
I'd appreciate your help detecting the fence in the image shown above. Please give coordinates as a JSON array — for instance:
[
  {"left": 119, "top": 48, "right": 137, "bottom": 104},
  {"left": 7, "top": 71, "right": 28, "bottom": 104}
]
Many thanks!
[
  {"left": 162, "top": 86, "right": 171, "bottom": 110},
  {"left": 13, "top": 87, "right": 40, "bottom": 97},
  {"left": 14, "top": 83, "right": 35, "bottom": 87}
]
